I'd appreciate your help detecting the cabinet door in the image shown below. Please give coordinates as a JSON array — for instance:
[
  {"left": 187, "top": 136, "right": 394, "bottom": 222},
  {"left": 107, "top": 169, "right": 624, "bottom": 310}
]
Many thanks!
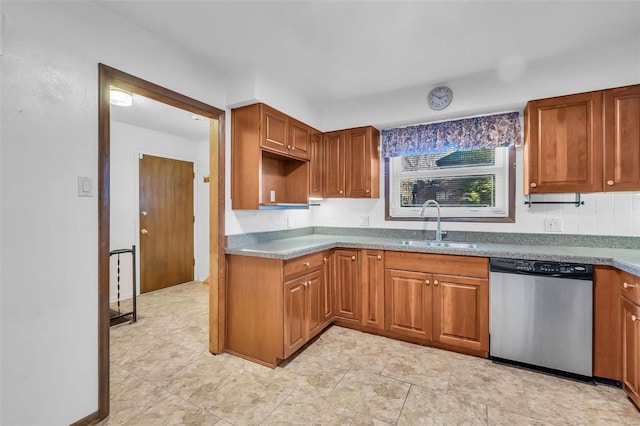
[
  {"left": 309, "top": 132, "right": 324, "bottom": 198},
  {"left": 346, "top": 127, "right": 374, "bottom": 198},
  {"left": 289, "top": 118, "right": 311, "bottom": 160},
  {"left": 524, "top": 92, "right": 603, "bottom": 193},
  {"left": 305, "top": 270, "right": 324, "bottom": 340},
  {"left": 261, "top": 104, "right": 288, "bottom": 155},
  {"left": 604, "top": 84, "right": 640, "bottom": 191},
  {"left": 334, "top": 249, "right": 360, "bottom": 321},
  {"left": 321, "top": 251, "right": 334, "bottom": 325},
  {"left": 432, "top": 275, "right": 488, "bottom": 352},
  {"left": 323, "top": 131, "right": 346, "bottom": 197},
  {"left": 361, "top": 250, "right": 385, "bottom": 329},
  {"left": 622, "top": 297, "right": 640, "bottom": 407},
  {"left": 283, "top": 278, "right": 306, "bottom": 358},
  {"left": 384, "top": 269, "right": 432, "bottom": 340}
]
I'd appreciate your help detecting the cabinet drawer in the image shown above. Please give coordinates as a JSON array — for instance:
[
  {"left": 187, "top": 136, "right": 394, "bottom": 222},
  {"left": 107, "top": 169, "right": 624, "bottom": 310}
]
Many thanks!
[
  {"left": 621, "top": 271, "right": 640, "bottom": 305},
  {"left": 385, "top": 251, "right": 488, "bottom": 278},
  {"left": 284, "top": 252, "right": 323, "bottom": 279}
]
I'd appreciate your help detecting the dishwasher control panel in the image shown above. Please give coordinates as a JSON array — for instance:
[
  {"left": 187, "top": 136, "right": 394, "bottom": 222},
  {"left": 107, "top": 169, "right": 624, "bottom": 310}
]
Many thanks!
[{"left": 490, "top": 258, "right": 593, "bottom": 279}]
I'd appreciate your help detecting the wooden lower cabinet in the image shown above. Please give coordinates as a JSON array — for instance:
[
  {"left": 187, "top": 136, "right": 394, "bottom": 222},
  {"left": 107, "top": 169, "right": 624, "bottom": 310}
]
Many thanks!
[
  {"left": 593, "top": 266, "right": 621, "bottom": 380},
  {"left": 621, "top": 270, "right": 640, "bottom": 407},
  {"left": 283, "top": 270, "right": 323, "bottom": 358},
  {"left": 361, "top": 250, "right": 385, "bottom": 329},
  {"left": 321, "top": 251, "right": 334, "bottom": 325},
  {"left": 383, "top": 251, "right": 489, "bottom": 355},
  {"left": 226, "top": 253, "right": 330, "bottom": 367},
  {"left": 334, "top": 249, "right": 360, "bottom": 321},
  {"left": 384, "top": 269, "right": 432, "bottom": 340},
  {"left": 432, "top": 274, "right": 488, "bottom": 352}
]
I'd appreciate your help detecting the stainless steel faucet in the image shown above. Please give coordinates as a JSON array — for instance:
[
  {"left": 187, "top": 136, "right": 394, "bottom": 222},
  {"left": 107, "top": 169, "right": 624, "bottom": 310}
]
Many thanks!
[{"left": 420, "top": 199, "right": 443, "bottom": 241}]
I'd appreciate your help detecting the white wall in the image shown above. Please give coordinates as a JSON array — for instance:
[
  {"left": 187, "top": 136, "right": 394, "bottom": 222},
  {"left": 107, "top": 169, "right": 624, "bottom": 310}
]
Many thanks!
[
  {"left": 109, "top": 121, "right": 210, "bottom": 303},
  {"left": 312, "top": 148, "right": 640, "bottom": 237},
  {"left": 0, "top": 2, "right": 226, "bottom": 424}
]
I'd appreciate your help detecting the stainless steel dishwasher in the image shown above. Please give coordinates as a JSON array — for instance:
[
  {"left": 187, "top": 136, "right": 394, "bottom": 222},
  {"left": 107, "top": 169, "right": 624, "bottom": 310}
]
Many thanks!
[{"left": 489, "top": 257, "right": 593, "bottom": 379}]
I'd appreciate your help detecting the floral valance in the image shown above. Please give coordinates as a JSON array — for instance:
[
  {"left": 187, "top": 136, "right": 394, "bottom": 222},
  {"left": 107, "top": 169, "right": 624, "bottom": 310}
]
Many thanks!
[{"left": 381, "top": 112, "right": 521, "bottom": 158}]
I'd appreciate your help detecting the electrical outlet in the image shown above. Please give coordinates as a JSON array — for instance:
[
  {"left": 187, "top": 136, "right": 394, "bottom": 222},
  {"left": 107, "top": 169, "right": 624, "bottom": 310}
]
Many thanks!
[
  {"left": 287, "top": 216, "right": 293, "bottom": 228},
  {"left": 359, "top": 216, "right": 370, "bottom": 226},
  {"left": 544, "top": 218, "right": 563, "bottom": 232}
]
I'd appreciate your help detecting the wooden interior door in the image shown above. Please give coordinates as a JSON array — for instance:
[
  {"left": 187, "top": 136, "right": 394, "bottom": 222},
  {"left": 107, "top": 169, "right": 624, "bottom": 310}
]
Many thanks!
[{"left": 139, "top": 154, "right": 194, "bottom": 293}]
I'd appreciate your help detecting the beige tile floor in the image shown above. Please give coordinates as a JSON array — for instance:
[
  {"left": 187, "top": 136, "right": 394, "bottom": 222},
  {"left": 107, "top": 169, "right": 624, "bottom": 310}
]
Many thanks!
[{"left": 102, "top": 281, "right": 640, "bottom": 426}]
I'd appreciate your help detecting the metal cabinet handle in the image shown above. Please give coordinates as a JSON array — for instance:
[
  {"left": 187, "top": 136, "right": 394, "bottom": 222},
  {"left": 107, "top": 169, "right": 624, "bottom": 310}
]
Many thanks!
[
  {"left": 607, "top": 180, "right": 614, "bottom": 186},
  {"left": 632, "top": 315, "right": 639, "bottom": 322},
  {"left": 425, "top": 279, "right": 430, "bottom": 285},
  {"left": 623, "top": 282, "right": 635, "bottom": 289},
  {"left": 323, "top": 257, "right": 328, "bottom": 263},
  {"left": 141, "top": 229, "right": 149, "bottom": 235},
  {"left": 433, "top": 280, "right": 439, "bottom": 286},
  {"left": 141, "top": 211, "right": 148, "bottom": 216},
  {"left": 530, "top": 183, "right": 537, "bottom": 188},
  {"left": 304, "top": 262, "right": 310, "bottom": 268},
  {"left": 339, "top": 190, "right": 344, "bottom": 194},
  {"left": 377, "top": 255, "right": 382, "bottom": 260},
  {"left": 366, "top": 189, "right": 370, "bottom": 193},
  {"left": 351, "top": 255, "right": 356, "bottom": 261}
]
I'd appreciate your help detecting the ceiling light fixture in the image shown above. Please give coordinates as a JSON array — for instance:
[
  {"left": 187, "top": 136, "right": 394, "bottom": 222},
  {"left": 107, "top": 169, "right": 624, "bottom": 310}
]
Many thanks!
[{"left": 110, "top": 87, "right": 133, "bottom": 107}]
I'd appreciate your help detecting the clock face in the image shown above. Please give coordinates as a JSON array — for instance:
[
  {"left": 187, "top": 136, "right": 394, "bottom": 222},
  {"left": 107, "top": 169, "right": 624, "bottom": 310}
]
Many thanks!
[{"left": 428, "top": 86, "right": 453, "bottom": 111}]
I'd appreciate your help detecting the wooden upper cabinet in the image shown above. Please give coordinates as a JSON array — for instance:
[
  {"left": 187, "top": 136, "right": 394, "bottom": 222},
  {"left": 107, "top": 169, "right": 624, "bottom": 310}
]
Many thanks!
[
  {"left": 346, "top": 127, "right": 380, "bottom": 198},
  {"left": 524, "top": 91, "right": 603, "bottom": 194},
  {"left": 309, "top": 131, "right": 324, "bottom": 198},
  {"left": 288, "top": 118, "right": 311, "bottom": 160},
  {"left": 323, "top": 131, "right": 347, "bottom": 197},
  {"left": 231, "top": 103, "right": 310, "bottom": 209},
  {"left": 604, "top": 84, "right": 640, "bottom": 191},
  {"left": 261, "top": 104, "right": 289, "bottom": 155},
  {"left": 323, "top": 126, "right": 380, "bottom": 198}
]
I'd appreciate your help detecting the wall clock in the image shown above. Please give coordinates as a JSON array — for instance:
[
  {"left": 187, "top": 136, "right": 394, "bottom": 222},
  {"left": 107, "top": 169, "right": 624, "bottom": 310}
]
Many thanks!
[{"left": 427, "top": 86, "right": 453, "bottom": 111}]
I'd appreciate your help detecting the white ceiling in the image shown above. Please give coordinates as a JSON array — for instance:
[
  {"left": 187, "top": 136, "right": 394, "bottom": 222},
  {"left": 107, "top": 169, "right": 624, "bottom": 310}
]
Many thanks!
[
  {"left": 100, "top": 0, "right": 640, "bottom": 138},
  {"left": 110, "top": 93, "right": 211, "bottom": 141}
]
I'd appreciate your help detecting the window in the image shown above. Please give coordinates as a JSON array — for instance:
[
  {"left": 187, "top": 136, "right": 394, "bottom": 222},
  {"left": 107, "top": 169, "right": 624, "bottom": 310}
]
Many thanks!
[{"left": 386, "top": 146, "right": 514, "bottom": 221}]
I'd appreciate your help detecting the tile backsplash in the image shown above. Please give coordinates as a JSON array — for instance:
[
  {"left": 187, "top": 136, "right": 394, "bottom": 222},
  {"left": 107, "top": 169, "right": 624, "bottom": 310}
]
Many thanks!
[{"left": 227, "top": 148, "right": 640, "bottom": 237}]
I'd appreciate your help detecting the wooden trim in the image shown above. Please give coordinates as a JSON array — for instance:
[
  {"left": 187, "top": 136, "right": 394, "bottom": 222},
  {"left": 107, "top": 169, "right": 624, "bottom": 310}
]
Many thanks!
[
  {"left": 97, "top": 64, "right": 225, "bottom": 423},
  {"left": 384, "top": 146, "right": 516, "bottom": 223},
  {"left": 593, "top": 266, "right": 622, "bottom": 380},
  {"left": 70, "top": 410, "right": 100, "bottom": 426}
]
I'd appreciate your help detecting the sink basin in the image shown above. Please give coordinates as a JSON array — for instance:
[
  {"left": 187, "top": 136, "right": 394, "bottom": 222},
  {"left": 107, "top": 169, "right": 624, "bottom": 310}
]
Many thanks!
[{"left": 396, "top": 240, "right": 479, "bottom": 249}]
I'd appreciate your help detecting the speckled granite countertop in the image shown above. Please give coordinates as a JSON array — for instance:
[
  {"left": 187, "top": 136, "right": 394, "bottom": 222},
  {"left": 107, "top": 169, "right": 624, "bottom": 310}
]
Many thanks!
[{"left": 225, "top": 234, "right": 640, "bottom": 276}]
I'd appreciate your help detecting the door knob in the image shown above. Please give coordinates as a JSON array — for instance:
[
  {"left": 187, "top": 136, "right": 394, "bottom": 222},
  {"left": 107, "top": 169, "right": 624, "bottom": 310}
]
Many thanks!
[
  {"left": 141, "top": 229, "right": 149, "bottom": 235},
  {"left": 632, "top": 315, "right": 639, "bottom": 322},
  {"left": 433, "top": 280, "right": 439, "bottom": 286},
  {"left": 607, "top": 180, "right": 614, "bottom": 186},
  {"left": 377, "top": 255, "right": 382, "bottom": 260},
  {"left": 351, "top": 255, "right": 356, "bottom": 261},
  {"left": 530, "top": 183, "right": 537, "bottom": 188},
  {"left": 141, "top": 211, "right": 148, "bottom": 216},
  {"left": 425, "top": 280, "right": 430, "bottom": 285}
]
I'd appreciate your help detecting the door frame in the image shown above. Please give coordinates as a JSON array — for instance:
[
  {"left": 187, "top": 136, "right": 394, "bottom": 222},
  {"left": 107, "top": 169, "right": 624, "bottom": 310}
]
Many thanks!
[{"left": 97, "top": 64, "right": 226, "bottom": 421}]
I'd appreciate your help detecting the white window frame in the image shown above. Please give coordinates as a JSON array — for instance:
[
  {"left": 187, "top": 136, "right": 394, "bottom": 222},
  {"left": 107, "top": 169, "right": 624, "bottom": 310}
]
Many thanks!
[{"left": 388, "top": 147, "right": 511, "bottom": 219}]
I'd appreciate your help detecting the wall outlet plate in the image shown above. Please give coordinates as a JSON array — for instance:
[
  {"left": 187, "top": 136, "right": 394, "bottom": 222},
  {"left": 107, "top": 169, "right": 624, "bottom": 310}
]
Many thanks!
[
  {"left": 359, "top": 216, "right": 370, "bottom": 226},
  {"left": 544, "top": 217, "right": 562, "bottom": 232}
]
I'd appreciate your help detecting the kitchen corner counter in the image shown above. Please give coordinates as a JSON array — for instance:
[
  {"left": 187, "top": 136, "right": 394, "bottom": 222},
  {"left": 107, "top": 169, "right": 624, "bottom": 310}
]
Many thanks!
[{"left": 225, "top": 233, "right": 640, "bottom": 276}]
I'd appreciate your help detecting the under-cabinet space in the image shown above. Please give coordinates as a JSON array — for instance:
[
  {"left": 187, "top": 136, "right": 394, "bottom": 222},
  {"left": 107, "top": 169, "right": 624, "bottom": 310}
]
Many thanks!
[{"left": 260, "top": 151, "right": 309, "bottom": 207}]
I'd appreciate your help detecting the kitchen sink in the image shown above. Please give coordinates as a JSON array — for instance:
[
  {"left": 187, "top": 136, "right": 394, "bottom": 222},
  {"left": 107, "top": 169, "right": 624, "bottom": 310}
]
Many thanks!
[{"left": 396, "top": 240, "right": 479, "bottom": 249}]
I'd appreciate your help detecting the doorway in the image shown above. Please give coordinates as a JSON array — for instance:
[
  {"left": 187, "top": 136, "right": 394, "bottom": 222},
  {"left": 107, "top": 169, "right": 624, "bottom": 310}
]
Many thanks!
[{"left": 97, "top": 64, "right": 226, "bottom": 421}]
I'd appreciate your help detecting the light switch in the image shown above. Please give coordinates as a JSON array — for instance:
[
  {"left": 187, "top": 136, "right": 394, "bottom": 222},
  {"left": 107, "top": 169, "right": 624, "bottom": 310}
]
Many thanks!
[{"left": 78, "top": 176, "right": 94, "bottom": 197}]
